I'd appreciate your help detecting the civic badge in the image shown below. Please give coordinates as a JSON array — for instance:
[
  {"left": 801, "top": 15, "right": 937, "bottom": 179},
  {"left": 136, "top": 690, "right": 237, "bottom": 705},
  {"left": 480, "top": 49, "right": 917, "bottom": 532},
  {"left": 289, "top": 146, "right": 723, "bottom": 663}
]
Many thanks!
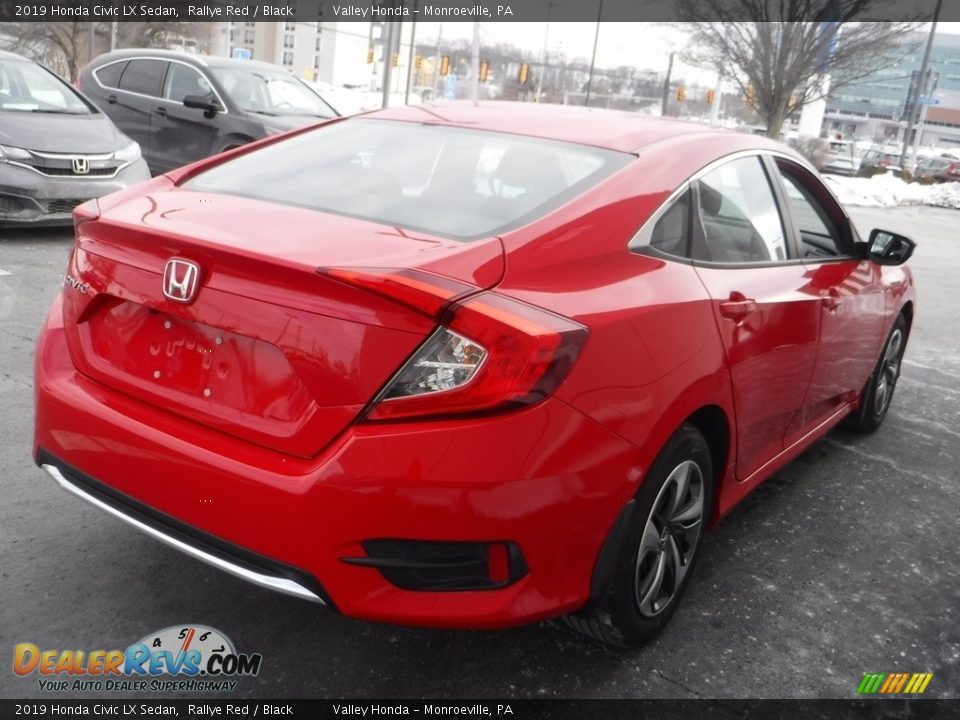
[{"left": 162, "top": 259, "right": 201, "bottom": 304}]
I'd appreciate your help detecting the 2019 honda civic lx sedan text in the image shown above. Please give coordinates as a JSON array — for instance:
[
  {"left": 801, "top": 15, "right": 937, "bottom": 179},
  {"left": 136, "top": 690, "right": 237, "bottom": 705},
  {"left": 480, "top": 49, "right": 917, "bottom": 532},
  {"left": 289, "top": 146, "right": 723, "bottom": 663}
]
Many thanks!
[{"left": 34, "top": 103, "right": 915, "bottom": 647}]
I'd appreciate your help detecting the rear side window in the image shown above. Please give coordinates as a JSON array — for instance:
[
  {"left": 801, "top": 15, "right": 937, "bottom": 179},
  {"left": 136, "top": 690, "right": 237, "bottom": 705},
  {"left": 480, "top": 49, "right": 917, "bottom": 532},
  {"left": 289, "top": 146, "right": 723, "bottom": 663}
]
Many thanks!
[
  {"left": 694, "top": 157, "right": 788, "bottom": 263},
  {"left": 118, "top": 59, "right": 166, "bottom": 97},
  {"left": 94, "top": 61, "right": 125, "bottom": 89},
  {"left": 648, "top": 188, "right": 691, "bottom": 258},
  {"left": 184, "top": 119, "right": 631, "bottom": 241}
]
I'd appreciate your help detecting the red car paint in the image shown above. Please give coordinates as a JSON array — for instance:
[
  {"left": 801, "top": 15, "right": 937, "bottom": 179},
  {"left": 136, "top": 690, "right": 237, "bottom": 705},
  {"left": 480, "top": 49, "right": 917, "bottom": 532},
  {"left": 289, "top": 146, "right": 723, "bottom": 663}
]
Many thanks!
[{"left": 34, "top": 103, "right": 915, "bottom": 628}]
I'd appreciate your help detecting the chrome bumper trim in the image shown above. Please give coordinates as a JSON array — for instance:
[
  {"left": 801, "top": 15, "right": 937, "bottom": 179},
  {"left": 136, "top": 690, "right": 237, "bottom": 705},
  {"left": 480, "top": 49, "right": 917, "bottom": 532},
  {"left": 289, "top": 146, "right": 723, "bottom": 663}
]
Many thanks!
[{"left": 42, "top": 463, "right": 324, "bottom": 604}]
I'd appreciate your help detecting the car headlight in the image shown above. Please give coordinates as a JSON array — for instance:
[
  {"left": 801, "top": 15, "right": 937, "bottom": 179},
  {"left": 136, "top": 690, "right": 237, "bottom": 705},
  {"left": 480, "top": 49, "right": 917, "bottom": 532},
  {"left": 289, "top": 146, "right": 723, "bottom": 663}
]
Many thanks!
[
  {"left": 113, "top": 141, "right": 141, "bottom": 164},
  {"left": 0, "top": 144, "right": 31, "bottom": 162}
]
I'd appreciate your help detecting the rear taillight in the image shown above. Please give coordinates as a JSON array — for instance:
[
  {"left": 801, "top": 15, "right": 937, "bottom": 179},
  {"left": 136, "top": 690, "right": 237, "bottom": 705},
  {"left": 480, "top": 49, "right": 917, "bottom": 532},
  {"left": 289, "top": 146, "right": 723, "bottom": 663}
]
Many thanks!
[
  {"left": 319, "top": 267, "right": 588, "bottom": 421},
  {"left": 368, "top": 291, "right": 588, "bottom": 421},
  {"left": 949, "top": 163, "right": 960, "bottom": 176}
]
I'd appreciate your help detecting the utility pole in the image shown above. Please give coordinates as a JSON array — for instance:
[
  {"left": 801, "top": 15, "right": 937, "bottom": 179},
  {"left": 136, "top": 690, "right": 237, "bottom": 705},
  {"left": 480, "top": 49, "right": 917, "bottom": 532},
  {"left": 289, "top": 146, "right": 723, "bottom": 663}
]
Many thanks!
[
  {"left": 660, "top": 52, "right": 674, "bottom": 117},
  {"left": 535, "top": 1, "right": 555, "bottom": 103},
  {"left": 469, "top": 22, "right": 480, "bottom": 103},
  {"left": 709, "top": 72, "right": 722, "bottom": 124},
  {"left": 432, "top": 23, "right": 443, "bottom": 100},
  {"left": 584, "top": 0, "right": 603, "bottom": 108},
  {"left": 109, "top": 20, "right": 117, "bottom": 51},
  {"left": 901, "top": 0, "right": 942, "bottom": 170},
  {"left": 404, "top": 2, "right": 418, "bottom": 105},
  {"left": 88, "top": 22, "right": 95, "bottom": 64},
  {"left": 381, "top": 20, "right": 399, "bottom": 110}
]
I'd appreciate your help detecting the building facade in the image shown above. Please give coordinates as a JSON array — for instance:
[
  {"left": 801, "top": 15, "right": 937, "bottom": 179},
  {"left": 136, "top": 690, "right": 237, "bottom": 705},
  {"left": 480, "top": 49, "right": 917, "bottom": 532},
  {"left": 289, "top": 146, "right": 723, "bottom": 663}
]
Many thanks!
[{"left": 823, "top": 31, "right": 960, "bottom": 149}]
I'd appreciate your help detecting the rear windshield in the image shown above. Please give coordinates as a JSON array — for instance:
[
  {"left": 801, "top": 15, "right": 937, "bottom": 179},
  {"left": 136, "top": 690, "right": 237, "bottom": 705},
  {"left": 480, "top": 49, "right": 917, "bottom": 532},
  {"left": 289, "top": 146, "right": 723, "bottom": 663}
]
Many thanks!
[{"left": 184, "top": 118, "right": 631, "bottom": 241}]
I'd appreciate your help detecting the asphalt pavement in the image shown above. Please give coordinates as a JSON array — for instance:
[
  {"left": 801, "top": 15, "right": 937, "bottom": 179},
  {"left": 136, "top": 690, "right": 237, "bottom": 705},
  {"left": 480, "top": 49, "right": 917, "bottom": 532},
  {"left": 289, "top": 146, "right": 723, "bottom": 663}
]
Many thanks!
[{"left": 0, "top": 205, "right": 957, "bottom": 700}]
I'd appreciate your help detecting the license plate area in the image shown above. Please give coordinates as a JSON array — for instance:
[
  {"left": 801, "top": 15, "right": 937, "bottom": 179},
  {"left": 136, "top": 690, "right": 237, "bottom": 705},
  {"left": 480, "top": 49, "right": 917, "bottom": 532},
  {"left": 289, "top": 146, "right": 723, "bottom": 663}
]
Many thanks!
[{"left": 85, "top": 300, "right": 312, "bottom": 424}]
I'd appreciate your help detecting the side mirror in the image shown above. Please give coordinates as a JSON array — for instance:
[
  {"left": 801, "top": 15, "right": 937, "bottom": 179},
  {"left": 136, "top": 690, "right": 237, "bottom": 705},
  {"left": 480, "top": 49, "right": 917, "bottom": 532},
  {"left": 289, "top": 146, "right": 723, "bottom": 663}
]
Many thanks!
[
  {"left": 867, "top": 229, "right": 915, "bottom": 266},
  {"left": 182, "top": 95, "right": 222, "bottom": 117}
]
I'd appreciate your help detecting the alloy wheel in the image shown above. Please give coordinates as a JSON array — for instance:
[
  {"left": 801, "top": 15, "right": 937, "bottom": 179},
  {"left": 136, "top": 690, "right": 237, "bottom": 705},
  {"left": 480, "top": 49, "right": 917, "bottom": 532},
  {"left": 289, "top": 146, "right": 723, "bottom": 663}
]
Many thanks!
[
  {"left": 874, "top": 328, "right": 904, "bottom": 417},
  {"left": 634, "top": 460, "right": 705, "bottom": 618}
]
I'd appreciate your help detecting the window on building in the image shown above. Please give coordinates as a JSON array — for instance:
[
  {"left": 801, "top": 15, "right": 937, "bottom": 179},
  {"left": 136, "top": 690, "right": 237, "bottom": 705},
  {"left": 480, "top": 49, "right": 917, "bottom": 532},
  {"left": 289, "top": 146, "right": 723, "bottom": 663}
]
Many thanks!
[
  {"left": 284, "top": 34, "right": 295, "bottom": 49},
  {"left": 244, "top": 30, "right": 255, "bottom": 43},
  {"left": 285, "top": 21, "right": 296, "bottom": 31},
  {"left": 282, "top": 52, "right": 294, "bottom": 66}
]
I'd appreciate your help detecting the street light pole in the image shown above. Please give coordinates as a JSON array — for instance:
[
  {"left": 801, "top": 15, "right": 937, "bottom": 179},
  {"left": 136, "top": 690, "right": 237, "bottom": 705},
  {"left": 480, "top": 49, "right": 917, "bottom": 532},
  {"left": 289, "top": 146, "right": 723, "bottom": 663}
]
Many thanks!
[
  {"left": 469, "top": 22, "right": 480, "bottom": 103},
  {"left": 900, "top": 0, "right": 942, "bottom": 170},
  {"left": 660, "top": 52, "right": 674, "bottom": 117}
]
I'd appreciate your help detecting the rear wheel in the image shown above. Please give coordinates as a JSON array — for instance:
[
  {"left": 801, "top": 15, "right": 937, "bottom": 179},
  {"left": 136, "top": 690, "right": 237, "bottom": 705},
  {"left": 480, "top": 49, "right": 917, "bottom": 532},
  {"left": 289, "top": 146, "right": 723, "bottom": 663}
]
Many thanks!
[
  {"left": 563, "top": 423, "right": 713, "bottom": 647},
  {"left": 848, "top": 314, "right": 908, "bottom": 433}
]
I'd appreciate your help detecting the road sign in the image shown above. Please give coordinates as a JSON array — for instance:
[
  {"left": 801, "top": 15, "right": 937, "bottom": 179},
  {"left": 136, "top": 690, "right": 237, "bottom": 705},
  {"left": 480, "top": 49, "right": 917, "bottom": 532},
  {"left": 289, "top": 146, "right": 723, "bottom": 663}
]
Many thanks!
[
  {"left": 919, "top": 97, "right": 941, "bottom": 105},
  {"left": 232, "top": 48, "right": 252, "bottom": 60}
]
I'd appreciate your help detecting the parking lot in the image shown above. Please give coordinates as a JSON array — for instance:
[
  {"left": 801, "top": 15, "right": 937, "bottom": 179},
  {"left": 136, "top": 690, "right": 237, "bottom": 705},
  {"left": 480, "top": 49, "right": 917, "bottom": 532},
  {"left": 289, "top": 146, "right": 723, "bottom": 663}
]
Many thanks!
[{"left": 1, "top": 204, "right": 957, "bottom": 700}]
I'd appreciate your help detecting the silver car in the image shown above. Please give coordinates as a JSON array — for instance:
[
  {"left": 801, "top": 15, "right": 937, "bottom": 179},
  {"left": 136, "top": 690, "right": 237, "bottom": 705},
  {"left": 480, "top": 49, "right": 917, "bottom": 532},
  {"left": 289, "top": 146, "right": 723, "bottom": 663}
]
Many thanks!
[{"left": 0, "top": 50, "right": 150, "bottom": 227}]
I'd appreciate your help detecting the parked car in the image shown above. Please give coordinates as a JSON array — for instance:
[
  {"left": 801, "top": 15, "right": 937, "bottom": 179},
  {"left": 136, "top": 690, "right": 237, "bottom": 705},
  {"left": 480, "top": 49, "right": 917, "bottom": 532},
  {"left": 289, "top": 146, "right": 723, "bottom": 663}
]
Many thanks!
[
  {"left": 858, "top": 148, "right": 903, "bottom": 176},
  {"left": 821, "top": 138, "right": 859, "bottom": 175},
  {"left": 35, "top": 104, "right": 916, "bottom": 647},
  {"left": 0, "top": 50, "right": 149, "bottom": 227},
  {"left": 915, "top": 154, "right": 960, "bottom": 182},
  {"left": 78, "top": 49, "right": 339, "bottom": 175}
]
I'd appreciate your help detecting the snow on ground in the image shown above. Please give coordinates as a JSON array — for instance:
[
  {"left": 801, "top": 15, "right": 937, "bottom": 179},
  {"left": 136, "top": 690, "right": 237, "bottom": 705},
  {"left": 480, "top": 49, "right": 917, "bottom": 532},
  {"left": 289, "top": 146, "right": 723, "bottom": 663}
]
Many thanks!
[{"left": 824, "top": 173, "right": 960, "bottom": 210}]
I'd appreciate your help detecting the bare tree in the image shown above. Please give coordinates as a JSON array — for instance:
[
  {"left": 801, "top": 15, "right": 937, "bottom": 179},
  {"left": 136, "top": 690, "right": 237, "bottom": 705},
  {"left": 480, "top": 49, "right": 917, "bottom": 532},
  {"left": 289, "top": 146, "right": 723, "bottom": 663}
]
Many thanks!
[
  {"left": 1, "top": 20, "right": 209, "bottom": 80},
  {"left": 678, "top": 1, "right": 922, "bottom": 138}
]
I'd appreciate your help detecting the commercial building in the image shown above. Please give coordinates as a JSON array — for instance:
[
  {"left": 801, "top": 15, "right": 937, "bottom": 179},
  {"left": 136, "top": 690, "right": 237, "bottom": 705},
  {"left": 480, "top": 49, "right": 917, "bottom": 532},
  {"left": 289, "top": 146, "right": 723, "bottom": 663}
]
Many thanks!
[{"left": 823, "top": 31, "right": 960, "bottom": 149}]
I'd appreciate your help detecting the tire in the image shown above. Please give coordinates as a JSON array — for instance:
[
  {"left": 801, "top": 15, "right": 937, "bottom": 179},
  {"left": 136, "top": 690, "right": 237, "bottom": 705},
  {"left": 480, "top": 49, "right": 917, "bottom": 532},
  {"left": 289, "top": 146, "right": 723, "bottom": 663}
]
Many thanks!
[
  {"left": 563, "top": 423, "right": 714, "bottom": 647},
  {"left": 847, "top": 314, "right": 908, "bottom": 433}
]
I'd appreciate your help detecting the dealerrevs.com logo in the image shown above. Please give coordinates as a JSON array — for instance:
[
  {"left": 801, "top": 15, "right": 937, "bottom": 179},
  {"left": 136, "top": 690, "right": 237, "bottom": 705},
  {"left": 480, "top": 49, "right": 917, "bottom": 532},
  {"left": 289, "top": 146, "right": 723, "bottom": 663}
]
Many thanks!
[{"left": 13, "top": 625, "right": 262, "bottom": 693}]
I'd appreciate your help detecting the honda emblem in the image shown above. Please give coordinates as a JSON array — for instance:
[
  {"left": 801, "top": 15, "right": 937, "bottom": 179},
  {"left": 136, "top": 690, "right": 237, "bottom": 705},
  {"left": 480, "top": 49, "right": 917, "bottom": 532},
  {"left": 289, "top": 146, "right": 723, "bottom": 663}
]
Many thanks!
[
  {"left": 71, "top": 157, "right": 89, "bottom": 175},
  {"left": 163, "top": 259, "right": 201, "bottom": 304}
]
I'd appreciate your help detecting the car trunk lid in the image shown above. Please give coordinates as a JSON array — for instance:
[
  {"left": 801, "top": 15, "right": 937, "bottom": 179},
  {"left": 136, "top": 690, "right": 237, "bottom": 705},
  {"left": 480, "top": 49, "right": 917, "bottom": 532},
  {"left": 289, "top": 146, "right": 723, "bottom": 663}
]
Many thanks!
[{"left": 62, "top": 187, "right": 504, "bottom": 457}]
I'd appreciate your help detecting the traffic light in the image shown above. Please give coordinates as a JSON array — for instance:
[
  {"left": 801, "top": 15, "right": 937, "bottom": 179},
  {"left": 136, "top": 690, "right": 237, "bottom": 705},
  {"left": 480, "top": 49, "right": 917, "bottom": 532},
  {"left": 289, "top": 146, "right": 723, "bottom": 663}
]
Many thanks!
[
  {"left": 415, "top": 55, "right": 422, "bottom": 71},
  {"left": 479, "top": 61, "right": 489, "bottom": 82},
  {"left": 745, "top": 84, "right": 755, "bottom": 108},
  {"left": 440, "top": 55, "right": 450, "bottom": 77},
  {"left": 706, "top": 89, "right": 715, "bottom": 105},
  {"left": 676, "top": 85, "right": 686, "bottom": 102},
  {"left": 392, "top": 52, "right": 399, "bottom": 68},
  {"left": 367, "top": 47, "right": 374, "bottom": 64},
  {"left": 518, "top": 63, "right": 529, "bottom": 85}
]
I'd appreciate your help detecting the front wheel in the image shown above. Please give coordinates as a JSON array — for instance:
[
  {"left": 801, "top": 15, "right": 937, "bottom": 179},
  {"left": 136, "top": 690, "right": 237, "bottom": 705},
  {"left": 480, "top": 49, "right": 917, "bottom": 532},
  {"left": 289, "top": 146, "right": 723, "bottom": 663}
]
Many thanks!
[
  {"left": 563, "top": 423, "right": 713, "bottom": 647},
  {"left": 848, "top": 314, "right": 908, "bottom": 433}
]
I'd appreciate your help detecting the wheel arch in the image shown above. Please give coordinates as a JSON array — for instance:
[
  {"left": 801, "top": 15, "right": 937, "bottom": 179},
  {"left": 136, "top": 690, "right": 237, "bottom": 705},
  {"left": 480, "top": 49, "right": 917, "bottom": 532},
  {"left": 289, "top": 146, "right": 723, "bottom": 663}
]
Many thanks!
[{"left": 683, "top": 404, "right": 731, "bottom": 524}]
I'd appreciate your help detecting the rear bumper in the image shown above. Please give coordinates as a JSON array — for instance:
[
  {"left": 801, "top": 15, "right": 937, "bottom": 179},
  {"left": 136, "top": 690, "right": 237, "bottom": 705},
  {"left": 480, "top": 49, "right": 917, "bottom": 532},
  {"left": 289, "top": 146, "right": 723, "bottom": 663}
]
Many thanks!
[
  {"left": 0, "top": 159, "right": 150, "bottom": 225},
  {"left": 34, "top": 294, "right": 646, "bottom": 629}
]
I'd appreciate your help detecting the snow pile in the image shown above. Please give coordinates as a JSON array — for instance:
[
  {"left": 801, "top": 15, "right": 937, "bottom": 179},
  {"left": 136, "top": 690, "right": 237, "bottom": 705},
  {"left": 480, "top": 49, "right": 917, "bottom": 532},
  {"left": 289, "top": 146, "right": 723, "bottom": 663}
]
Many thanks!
[
  {"left": 924, "top": 181, "right": 960, "bottom": 210},
  {"left": 824, "top": 173, "right": 960, "bottom": 210}
]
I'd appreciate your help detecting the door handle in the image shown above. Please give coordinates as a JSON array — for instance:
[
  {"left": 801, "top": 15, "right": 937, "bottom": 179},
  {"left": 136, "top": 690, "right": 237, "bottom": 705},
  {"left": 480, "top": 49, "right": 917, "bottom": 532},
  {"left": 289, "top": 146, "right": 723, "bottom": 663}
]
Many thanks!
[
  {"left": 155, "top": 106, "right": 168, "bottom": 117},
  {"left": 821, "top": 287, "right": 841, "bottom": 311},
  {"left": 107, "top": 94, "right": 117, "bottom": 104},
  {"left": 719, "top": 292, "right": 757, "bottom": 320}
]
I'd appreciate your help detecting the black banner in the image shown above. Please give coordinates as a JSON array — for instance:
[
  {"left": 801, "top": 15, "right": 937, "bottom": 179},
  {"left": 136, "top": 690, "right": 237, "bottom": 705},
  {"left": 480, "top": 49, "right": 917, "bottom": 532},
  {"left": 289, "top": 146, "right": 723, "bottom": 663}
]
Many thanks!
[
  {"left": 1, "top": 700, "right": 959, "bottom": 719},
  {"left": 0, "top": 0, "right": 955, "bottom": 23}
]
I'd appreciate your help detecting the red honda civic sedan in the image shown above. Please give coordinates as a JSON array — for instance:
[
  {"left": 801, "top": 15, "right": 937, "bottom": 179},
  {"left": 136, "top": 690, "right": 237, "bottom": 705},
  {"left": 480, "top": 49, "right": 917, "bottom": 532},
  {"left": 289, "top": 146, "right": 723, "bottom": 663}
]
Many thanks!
[{"left": 34, "top": 103, "right": 915, "bottom": 647}]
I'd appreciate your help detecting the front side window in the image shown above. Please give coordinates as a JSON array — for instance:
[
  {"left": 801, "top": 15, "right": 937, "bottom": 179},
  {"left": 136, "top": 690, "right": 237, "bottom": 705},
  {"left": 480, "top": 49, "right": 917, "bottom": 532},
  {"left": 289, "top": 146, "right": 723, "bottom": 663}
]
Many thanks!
[
  {"left": 211, "top": 66, "right": 334, "bottom": 118},
  {"left": 0, "top": 59, "right": 92, "bottom": 114},
  {"left": 694, "top": 157, "right": 788, "bottom": 263},
  {"left": 776, "top": 164, "right": 846, "bottom": 258},
  {"left": 184, "top": 118, "right": 631, "bottom": 241},
  {"left": 163, "top": 64, "right": 214, "bottom": 103}
]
